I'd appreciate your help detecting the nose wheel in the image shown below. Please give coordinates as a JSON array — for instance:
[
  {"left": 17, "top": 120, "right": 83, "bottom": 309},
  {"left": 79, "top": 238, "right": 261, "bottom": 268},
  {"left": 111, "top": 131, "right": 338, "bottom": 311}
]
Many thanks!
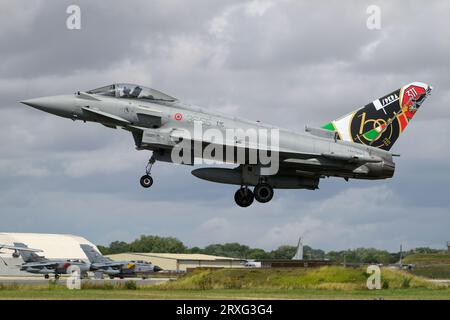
[
  {"left": 140, "top": 156, "right": 156, "bottom": 188},
  {"left": 140, "top": 175, "right": 153, "bottom": 188}
]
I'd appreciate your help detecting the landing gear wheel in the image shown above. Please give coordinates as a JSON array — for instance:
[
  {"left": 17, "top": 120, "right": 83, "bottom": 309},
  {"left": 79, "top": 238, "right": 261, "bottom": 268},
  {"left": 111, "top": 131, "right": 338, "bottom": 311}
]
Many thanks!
[
  {"left": 234, "top": 187, "right": 254, "bottom": 207},
  {"left": 44, "top": 274, "right": 49, "bottom": 279},
  {"left": 254, "top": 183, "right": 274, "bottom": 203},
  {"left": 55, "top": 274, "right": 60, "bottom": 280},
  {"left": 140, "top": 155, "right": 156, "bottom": 188},
  {"left": 140, "top": 175, "right": 153, "bottom": 188}
]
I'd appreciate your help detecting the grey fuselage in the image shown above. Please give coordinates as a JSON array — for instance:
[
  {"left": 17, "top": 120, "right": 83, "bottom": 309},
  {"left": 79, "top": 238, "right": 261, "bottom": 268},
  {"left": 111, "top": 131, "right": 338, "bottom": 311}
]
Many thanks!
[
  {"left": 90, "top": 260, "right": 161, "bottom": 277},
  {"left": 20, "top": 259, "right": 90, "bottom": 276},
  {"left": 21, "top": 90, "right": 395, "bottom": 189}
]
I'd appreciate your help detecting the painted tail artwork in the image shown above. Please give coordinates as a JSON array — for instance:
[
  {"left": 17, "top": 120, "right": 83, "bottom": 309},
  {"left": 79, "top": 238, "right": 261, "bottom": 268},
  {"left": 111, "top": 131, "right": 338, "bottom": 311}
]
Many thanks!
[{"left": 322, "top": 82, "right": 433, "bottom": 151}]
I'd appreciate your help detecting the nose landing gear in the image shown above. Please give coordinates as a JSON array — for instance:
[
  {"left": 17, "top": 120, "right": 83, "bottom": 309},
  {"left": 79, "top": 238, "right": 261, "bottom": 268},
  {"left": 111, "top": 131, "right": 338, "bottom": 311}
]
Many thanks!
[{"left": 140, "top": 156, "right": 155, "bottom": 188}]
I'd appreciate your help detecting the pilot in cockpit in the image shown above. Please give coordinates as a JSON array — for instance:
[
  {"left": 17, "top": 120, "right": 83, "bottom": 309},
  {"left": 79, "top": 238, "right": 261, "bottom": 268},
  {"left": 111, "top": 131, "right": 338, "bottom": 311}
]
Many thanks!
[{"left": 121, "top": 86, "right": 131, "bottom": 98}]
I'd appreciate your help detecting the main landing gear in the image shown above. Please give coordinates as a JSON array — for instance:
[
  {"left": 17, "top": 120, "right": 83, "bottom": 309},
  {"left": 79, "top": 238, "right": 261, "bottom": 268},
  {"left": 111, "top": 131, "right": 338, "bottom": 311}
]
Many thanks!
[
  {"left": 140, "top": 156, "right": 155, "bottom": 188},
  {"left": 254, "top": 183, "right": 274, "bottom": 203},
  {"left": 234, "top": 183, "right": 274, "bottom": 207},
  {"left": 234, "top": 187, "right": 254, "bottom": 207}
]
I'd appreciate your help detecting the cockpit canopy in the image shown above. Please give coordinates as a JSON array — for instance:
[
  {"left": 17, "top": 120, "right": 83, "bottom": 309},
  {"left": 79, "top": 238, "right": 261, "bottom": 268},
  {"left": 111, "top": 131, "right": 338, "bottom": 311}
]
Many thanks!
[{"left": 87, "top": 84, "right": 177, "bottom": 102}]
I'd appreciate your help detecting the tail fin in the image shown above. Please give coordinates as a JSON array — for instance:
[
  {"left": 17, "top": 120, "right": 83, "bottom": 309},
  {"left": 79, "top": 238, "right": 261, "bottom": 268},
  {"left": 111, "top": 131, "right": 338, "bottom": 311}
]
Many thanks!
[
  {"left": 13, "top": 242, "right": 46, "bottom": 263},
  {"left": 322, "top": 82, "right": 432, "bottom": 150},
  {"left": 80, "top": 244, "right": 109, "bottom": 263}
]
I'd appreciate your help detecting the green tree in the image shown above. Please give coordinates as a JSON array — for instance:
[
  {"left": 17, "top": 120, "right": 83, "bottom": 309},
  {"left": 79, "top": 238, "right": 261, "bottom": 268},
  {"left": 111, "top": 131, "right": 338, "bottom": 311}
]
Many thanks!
[
  {"left": 98, "top": 234, "right": 442, "bottom": 265},
  {"left": 108, "top": 241, "right": 131, "bottom": 254},
  {"left": 303, "top": 245, "right": 326, "bottom": 260},
  {"left": 129, "top": 235, "right": 186, "bottom": 253},
  {"left": 270, "top": 245, "right": 297, "bottom": 259},
  {"left": 97, "top": 245, "right": 110, "bottom": 255},
  {"left": 187, "top": 246, "right": 202, "bottom": 254},
  {"left": 325, "top": 248, "right": 397, "bottom": 264},
  {"left": 203, "top": 243, "right": 252, "bottom": 258},
  {"left": 247, "top": 248, "right": 270, "bottom": 260}
]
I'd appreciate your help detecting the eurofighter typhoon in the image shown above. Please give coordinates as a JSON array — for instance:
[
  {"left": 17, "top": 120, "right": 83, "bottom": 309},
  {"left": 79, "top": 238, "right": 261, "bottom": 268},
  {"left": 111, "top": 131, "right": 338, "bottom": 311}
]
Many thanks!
[{"left": 21, "top": 82, "right": 432, "bottom": 207}]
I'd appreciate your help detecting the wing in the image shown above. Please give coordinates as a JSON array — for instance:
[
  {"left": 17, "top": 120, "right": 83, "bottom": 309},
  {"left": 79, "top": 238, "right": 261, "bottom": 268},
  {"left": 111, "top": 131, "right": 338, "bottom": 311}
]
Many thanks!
[
  {"left": 22, "top": 261, "right": 59, "bottom": 269},
  {"left": 92, "top": 262, "right": 124, "bottom": 270},
  {"left": 274, "top": 128, "right": 386, "bottom": 178},
  {"left": 283, "top": 152, "right": 382, "bottom": 167},
  {"left": 81, "top": 107, "right": 130, "bottom": 126},
  {"left": 0, "top": 244, "right": 43, "bottom": 253}
]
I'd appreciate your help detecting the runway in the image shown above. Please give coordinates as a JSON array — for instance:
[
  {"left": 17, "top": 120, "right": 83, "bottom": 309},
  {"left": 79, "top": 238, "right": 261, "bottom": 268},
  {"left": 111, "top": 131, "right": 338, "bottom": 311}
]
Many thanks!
[{"left": 0, "top": 276, "right": 172, "bottom": 286}]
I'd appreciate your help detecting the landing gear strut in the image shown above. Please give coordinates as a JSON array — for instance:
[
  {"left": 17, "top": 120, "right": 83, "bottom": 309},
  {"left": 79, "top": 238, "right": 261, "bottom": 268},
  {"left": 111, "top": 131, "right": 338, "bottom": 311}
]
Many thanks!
[
  {"left": 234, "top": 187, "right": 254, "bottom": 207},
  {"left": 140, "top": 156, "right": 155, "bottom": 188}
]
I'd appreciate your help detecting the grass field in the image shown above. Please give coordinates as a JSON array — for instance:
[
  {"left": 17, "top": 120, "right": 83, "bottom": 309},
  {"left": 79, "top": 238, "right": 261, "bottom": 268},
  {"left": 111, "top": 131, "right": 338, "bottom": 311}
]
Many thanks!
[
  {"left": 403, "top": 254, "right": 450, "bottom": 279},
  {"left": 403, "top": 254, "right": 450, "bottom": 265},
  {"left": 0, "top": 266, "right": 449, "bottom": 300},
  {"left": 1, "top": 287, "right": 450, "bottom": 300}
]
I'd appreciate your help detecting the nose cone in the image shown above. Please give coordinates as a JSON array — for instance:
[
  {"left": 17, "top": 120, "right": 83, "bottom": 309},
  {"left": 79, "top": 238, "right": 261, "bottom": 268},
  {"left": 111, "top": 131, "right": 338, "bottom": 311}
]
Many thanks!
[
  {"left": 153, "top": 265, "right": 162, "bottom": 272},
  {"left": 21, "top": 95, "right": 76, "bottom": 118}
]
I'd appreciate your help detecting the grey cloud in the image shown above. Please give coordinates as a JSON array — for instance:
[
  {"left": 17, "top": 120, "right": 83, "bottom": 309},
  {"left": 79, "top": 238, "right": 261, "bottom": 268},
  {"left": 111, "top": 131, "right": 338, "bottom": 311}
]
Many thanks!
[{"left": 0, "top": 0, "right": 449, "bottom": 251}]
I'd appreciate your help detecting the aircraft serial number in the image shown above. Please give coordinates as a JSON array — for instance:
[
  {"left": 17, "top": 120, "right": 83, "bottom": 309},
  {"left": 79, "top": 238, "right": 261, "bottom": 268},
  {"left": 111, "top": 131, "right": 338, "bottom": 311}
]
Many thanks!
[{"left": 220, "top": 304, "right": 273, "bottom": 315}]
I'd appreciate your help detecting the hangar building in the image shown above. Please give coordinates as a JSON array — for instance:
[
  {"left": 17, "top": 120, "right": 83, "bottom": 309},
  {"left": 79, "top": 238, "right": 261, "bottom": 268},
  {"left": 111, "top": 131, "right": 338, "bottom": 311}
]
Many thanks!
[
  {"left": 0, "top": 233, "right": 100, "bottom": 259},
  {"left": 0, "top": 232, "right": 101, "bottom": 275},
  {"left": 0, "top": 232, "right": 98, "bottom": 276},
  {"left": 107, "top": 253, "right": 246, "bottom": 272}
]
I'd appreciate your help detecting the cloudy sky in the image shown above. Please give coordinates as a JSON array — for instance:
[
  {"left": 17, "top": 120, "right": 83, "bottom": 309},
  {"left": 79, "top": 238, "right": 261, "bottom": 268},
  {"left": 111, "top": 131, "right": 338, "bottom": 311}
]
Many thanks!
[{"left": 1, "top": 0, "right": 449, "bottom": 252}]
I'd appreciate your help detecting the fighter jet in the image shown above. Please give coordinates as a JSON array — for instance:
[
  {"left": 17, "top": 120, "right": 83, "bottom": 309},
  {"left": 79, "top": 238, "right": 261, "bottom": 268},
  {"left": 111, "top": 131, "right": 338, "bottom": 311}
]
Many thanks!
[
  {"left": 0, "top": 243, "right": 43, "bottom": 265},
  {"left": 7, "top": 243, "right": 89, "bottom": 279},
  {"left": 21, "top": 82, "right": 432, "bottom": 207},
  {"left": 80, "top": 244, "right": 162, "bottom": 279}
]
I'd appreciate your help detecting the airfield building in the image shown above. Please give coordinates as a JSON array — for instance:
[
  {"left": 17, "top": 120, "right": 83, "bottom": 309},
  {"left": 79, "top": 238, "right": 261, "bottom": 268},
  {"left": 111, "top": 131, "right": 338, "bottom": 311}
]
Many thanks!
[{"left": 106, "top": 253, "right": 246, "bottom": 272}]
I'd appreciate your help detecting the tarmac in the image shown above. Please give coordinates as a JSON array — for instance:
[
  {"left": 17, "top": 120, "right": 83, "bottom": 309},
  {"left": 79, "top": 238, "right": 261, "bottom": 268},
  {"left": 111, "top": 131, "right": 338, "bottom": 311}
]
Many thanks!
[{"left": 0, "top": 276, "right": 172, "bottom": 286}]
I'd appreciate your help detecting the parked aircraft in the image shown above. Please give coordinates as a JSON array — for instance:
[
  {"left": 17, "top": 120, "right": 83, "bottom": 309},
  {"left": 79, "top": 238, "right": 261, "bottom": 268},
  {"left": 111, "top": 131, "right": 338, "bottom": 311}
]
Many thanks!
[
  {"left": 80, "top": 244, "right": 162, "bottom": 279},
  {"left": 4, "top": 243, "right": 89, "bottom": 279}
]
